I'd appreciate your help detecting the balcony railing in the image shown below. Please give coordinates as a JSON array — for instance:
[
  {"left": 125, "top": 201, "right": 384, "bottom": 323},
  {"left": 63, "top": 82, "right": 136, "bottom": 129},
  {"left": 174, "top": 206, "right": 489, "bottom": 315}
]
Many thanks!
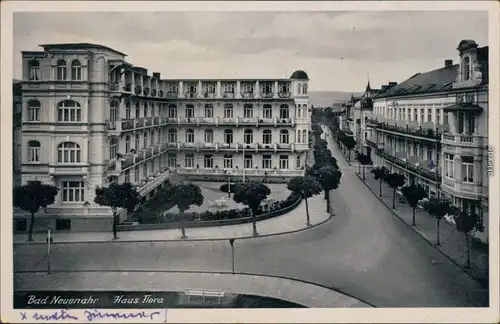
[
  {"left": 223, "top": 92, "right": 236, "bottom": 99},
  {"left": 166, "top": 91, "right": 178, "bottom": 98},
  {"left": 184, "top": 92, "right": 197, "bottom": 99},
  {"left": 241, "top": 92, "right": 254, "bottom": 99},
  {"left": 123, "top": 83, "right": 132, "bottom": 92},
  {"left": 376, "top": 150, "right": 441, "bottom": 183},
  {"left": 203, "top": 92, "right": 217, "bottom": 98},
  {"left": 143, "top": 87, "right": 150, "bottom": 96},
  {"left": 176, "top": 167, "right": 305, "bottom": 177},
  {"left": 367, "top": 118, "right": 441, "bottom": 140},
  {"left": 278, "top": 92, "right": 291, "bottom": 98},
  {"left": 134, "top": 85, "right": 142, "bottom": 95},
  {"left": 151, "top": 89, "right": 157, "bottom": 97},
  {"left": 442, "top": 133, "right": 485, "bottom": 147},
  {"left": 261, "top": 92, "right": 273, "bottom": 98},
  {"left": 145, "top": 117, "right": 153, "bottom": 127}
]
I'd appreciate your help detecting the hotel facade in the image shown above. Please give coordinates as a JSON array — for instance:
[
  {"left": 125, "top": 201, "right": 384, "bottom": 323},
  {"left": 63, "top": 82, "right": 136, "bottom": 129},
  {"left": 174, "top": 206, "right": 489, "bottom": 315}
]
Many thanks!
[
  {"left": 360, "top": 40, "right": 489, "bottom": 243},
  {"left": 16, "top": 43, "right": 310, "bottom": 232}
]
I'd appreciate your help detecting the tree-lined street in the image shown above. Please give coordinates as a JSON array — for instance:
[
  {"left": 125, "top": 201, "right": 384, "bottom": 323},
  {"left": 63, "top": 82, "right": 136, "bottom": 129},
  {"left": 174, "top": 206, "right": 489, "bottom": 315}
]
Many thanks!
[{"left": 14, "top": 133, "right": 488, "bottom": 307}]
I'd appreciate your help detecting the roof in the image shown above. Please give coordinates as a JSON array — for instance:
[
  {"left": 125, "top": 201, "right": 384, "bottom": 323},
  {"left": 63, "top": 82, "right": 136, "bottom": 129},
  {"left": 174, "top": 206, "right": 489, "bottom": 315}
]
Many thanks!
[
  {"left": 374, "top": 64, "right": 459, "bottom": 99},
  {"left": 290, "top": 70, "right": 309, "bottom": 80},
  {"left": 39, "top": 43, "right": 127, "bottom": 57},
  {"left": 443, "top": 103, "right": 483, "bottom": 113}
]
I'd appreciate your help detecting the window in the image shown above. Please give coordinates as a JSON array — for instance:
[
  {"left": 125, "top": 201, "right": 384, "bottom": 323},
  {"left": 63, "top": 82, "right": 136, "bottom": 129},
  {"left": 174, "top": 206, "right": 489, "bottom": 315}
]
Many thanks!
[
  {"left": 280, "top": 104, "right": 289, "bottom": 119},
  {"left": 224, "top": 104, "right": 233, "bottom": 118},
  {"left": 125, "top": 101, "right": 131, "bottom": 119},
  {"left": 297, "top": 130, "right": 301, "bottom": 143},
  {"left": 244, "top": 83, "right": 254, "bottom": 93},
  {"left": 297, "top": 104, "right": 302, "bottom": 118},
  {"left": 185, "top": 154, "right": 195, "bottom": 168},
  {"left": 110, "top": 101, "right": 118, "bottom": 123},
  {"left": 143, "top": 131, "right": 149, "bottom": 148},
  {"left": 125, "top": 136, "right": 130, "bottom": 153},
  {"left": 204, "top": 129, "right": 213, "bottom": 143},
  {"left": 436, "top": 109, "right": 441, "bottom": 124},
  {"left": 280, "top": 83, "right": 289, "bottom": 93},
  {"left": 28, "top": 140, "right": 41, "bottom": 162},
  {"left": 224, "top": 155, "right": 233, "bottom": 168},
  {"left": 61, "top": 181, "right": 85, "bottom": 203},
  {"left": 444, "top": 112, "right": 449, "bottom": 125},
  {"left": 296, "top": 156, "right": 301, "bottom": 168},
  {"left": 204, "top": 154, "right": 213, "bottom": 168},
  {"left": 185, "top": 129, "right": 195, "bottom": 143},
  {"left": 420, "top": 109, "right": 424, "bottom": 123},
  {"left": 57, "top": 142, "right": 81, "bottom": 163},
  {"left": 244, "top": 154, "right": 253, "bottom": 169},
  {"left": 280, "top": 130, "right": 289, "bottom": 144},
  {"left": 427, "top": 148, "right": 433, "bottom": 161},
  {"left": 143, "top": 102, "right": 148, "bottom": 118},
  {"left": 303, "top": 84, "right": 308, "bottom": 94},
  {"left": 464, "top": 57, "right": 470, "bottom": 80},
  {"left": 27, "top": 99, "right": 41, "bottom": 121},
  {"left": 109, "top": 137, "right": 117, "bottom": 159},
  {"left": 135, "top": 134, "right": 140, "bottom": 150},
  {"left": 467, "top": 114, "right": 475, "bottom": 134},
  {"left": 135, "top": 103, "right": 141, "bottom": 118},
  {"left": 185, "top": 104, "right": 194, "bottom": 118},
  {"left": 263, "top": 104, "right": 272, "bottom": 119},
  {"left": 143, "top": 163, "right": 148, "bottom": 178},
  {"left": 203, "top": 83, "right": 216, "bottom": 94},
  {"left": 57, "top": 100, "right": 81, "bottom": 122},
  {"left": 71, "top": 60, "right": 82, "bottom": 80},
  {"left": 261, "top": 82, "right": 273, "bottom": 94},
  {"left": 244, "top": 129, "right": 253, "bottom": 144},
  {"left": 244, "top": 104, "right": 253, "bottom": 118},
  {"left": 427, "top": 109, "right": 432, "bottom": 123},
  {"left": 301, "top": 130, "right": 307, "bottom": 143},
  {"left": 28, "top": 60, "right": 40, "bottom": 81},
  {"left": 279, "top": 155, "right": 289, "bottom": 169},
  {"left": 108, "top": 176, "right": 118, "bottom": 184},
  {"left": 168, "top": 129, "right": 177, "bottom": 143},
  {"left": 461, "top": 156, "right": 474, "bottom": 183},
  {"left": 262, "top": 130, "right": 272, "bottom": 144},
  {"left": 167, "top": 104, "right": 178, "bottom": 118},
  {"left": 224, "top": 129, "right": 233, "bottom": 144},
  {"left": 56, "top": 60, "right": 67, "bottom": 80},
  {"left": 167, "top": 154, "right": 177, "bottom": 167},
  {"left": 224, "top": 83, "right": 235, "bottom": 93},
  {"left": 205, "top": 104, "right": 213, "bottom": 118},
  {"left": 302, "top": 105, "right": 307, "bottom": 117},
  {"left": 413, "top": 109, "right": 418, "bottom": 122},
  {"left": 187, "top": 83, "right": 197, "bottom": 94},
  {"left": 262, "top": 154, "right": 272, "bottom": 169},
  {"left": 445, "top": 153, "right": 454, "bottom": 179}
]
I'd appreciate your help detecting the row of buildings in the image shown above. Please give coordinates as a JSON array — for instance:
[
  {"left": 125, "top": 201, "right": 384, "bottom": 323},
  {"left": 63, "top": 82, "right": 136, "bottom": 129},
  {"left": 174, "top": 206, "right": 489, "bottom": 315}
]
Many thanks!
[
  {"left": 339, "top": 39, "right": 490, "bottom": 243},
  {"left": 14, "top": 43, "right": 311, "bottom": 232}
]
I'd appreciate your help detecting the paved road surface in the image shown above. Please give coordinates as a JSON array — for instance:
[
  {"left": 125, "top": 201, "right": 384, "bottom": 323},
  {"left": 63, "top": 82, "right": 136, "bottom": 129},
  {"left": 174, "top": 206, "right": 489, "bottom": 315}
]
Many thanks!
[{"left": 14, "top": 139, "right": 488, "bottom": 307}]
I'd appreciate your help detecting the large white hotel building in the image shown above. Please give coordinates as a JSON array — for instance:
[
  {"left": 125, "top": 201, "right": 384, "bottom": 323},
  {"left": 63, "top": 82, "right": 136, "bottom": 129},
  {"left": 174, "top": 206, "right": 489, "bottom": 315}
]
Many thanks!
[
  {"left": 15, "top": 43, "right": 310, "bottom": 232},
  {"left": 353, "top": 40, "right": 489, "bottom": 243}
]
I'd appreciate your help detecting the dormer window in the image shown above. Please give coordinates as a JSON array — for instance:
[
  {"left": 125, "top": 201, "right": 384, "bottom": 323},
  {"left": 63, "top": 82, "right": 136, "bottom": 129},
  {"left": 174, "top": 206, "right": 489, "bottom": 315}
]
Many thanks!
[{"left": 463, "top": 57, "right": 470, "bottom": 80}]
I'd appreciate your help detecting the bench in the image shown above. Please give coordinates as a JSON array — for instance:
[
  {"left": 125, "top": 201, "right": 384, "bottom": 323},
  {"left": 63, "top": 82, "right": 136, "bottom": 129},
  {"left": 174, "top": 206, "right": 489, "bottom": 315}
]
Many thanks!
[{"left": 185, "top": 289, "right": 225, "bottom": 304}]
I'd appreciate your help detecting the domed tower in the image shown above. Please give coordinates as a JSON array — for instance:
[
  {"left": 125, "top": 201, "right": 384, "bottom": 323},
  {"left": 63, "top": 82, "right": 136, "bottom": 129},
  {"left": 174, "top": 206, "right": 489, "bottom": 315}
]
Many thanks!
[{"left": 290, "top": 70, "right": 310, "bottom": 156}]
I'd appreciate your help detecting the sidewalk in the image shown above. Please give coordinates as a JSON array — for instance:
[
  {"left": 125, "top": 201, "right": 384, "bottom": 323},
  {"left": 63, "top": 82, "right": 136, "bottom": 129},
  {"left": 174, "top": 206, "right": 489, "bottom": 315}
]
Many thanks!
[
  {"left": 14, "top": 194, "right": 331, "bottom": 244},
  {"left": 14, "top": 149, "right": 331, "bottom": 244},
  {"left": 357, "top": 173, "right": 489, "bottom": 286},
  {"left": 320, "top": 125, "right": 359, "bottom": 168},
  {"left": 15, "top": 271, "right": 372, "bottom": 308}
]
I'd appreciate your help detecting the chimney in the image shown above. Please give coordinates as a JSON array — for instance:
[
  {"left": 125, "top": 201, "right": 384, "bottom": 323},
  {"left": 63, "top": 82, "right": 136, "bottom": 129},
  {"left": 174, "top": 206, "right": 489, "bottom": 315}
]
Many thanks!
[
  {"left": 388, "top": 82, "right": 397, "bottom": 87},
  {"left": 444, "top": 59, "right": 453, "bottom": 67},
  {"left": 380, "top": 85, "right": 388, "bottom": 92},
  {"left": 153, "top": 72, "right": 161, "bottom": 79}
]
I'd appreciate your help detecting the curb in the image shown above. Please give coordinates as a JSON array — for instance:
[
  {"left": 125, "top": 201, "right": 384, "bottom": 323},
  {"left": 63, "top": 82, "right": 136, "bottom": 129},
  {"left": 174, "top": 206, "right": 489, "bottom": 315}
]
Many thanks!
[
  {"left": 14, "top": 269, "right": 375, "bottom": 308},
  {"left": 354, "top": 172, "right": 488, "bottom": 287},
  {"left": 14, "top": 212, "right": 334, "bottom": 246}
]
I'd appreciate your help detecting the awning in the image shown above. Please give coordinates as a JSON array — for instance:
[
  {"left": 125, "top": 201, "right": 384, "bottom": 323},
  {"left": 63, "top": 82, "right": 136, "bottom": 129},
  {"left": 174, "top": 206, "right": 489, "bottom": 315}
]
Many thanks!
[{"left": 443, "top": 103, "right": 483, "bottom": 113}]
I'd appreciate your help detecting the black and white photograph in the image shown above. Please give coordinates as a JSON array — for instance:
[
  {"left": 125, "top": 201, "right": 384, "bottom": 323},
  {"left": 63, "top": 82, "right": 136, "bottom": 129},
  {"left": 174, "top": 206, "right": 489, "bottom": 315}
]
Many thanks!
[{"left": 1, "top": 1, "right": 499, "bottom": 323}]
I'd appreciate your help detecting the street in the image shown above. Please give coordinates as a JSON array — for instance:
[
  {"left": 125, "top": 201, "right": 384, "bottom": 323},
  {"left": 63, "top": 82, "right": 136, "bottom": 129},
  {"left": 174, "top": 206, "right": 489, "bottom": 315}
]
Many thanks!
[{"left": 14, "top": 137, "right": 488, "bottom": 308}]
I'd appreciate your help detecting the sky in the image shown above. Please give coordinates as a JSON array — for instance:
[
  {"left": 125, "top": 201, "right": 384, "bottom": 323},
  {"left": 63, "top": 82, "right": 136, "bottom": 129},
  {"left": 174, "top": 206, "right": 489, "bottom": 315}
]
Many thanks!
[{"left": 13, "top": 10, "right": 488, "bottom": 92}]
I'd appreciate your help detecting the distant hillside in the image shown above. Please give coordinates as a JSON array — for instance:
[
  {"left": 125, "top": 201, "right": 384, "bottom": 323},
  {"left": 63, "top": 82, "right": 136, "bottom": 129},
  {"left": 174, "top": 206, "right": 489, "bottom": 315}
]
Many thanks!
[{"left": 309, "top": 91, "right": 363, "bottom": 108}]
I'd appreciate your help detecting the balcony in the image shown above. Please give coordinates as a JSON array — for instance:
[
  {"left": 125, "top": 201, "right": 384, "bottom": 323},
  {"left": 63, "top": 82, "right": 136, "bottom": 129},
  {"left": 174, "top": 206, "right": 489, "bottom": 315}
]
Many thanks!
[
  {"left": 151, "top": 89, "right": 157, "bottom": 97},
  {"left": 166, "top": 91, "right": 178, "bottom": 98},
  {"left": 108, "top": 82, "right": 120, "bottom": 92},
  {"left": 241, "top": 92, "right": 254, "bottom": 99},
  {"left": 123, "top": 83, "right": 132, "bottom": 92},
  {"left": 223, "top": 92, "right": 236, "bottom": 99},
  {"left": 184, "top": 92, "right": 197, "bottom": 99},
  {"left": 158, "top": 90, "right": 164, "bottom": 98},
  {"left": 365, "top": 139, "right": 384, "bottom": 151},
  {"left": 261, "top": 92, "right": 273, "bottom": 99},
  {"left": 442, "top": 133, "right": 486, "bottom": 148},
  {"left": 259, "top": 143, "right": 274, "bottom": 151},
  {"left": 278, "top": 92, "right": 291, "bottom": 98},
  {"left": 238, "top": 117, "right": 259, "bottom": 126},
  {"left": 143, "top": 87, "right": 150, "bottom": 96},
  {"left": 367, "top": 118, "right": 441, "bottom": 141},
  {"left": 276, "top": 143, "right": 294, "bottom": 152},
  {"left": 121, "top": 154, "right": 136, "bottom": 169},
  {"left": 121, "top": 119, "right": 135, "bottom": 130},
  {"left": 218, "top": 117, "right": 238, "bottom": 125},
  {"left": 442, "top": 177, "right": 482, "bottom": 200},
  {"left": 153, "top": 116, "right": 160, "bottom": 126},
  {"left": 203, "top": 92, "right": 217, "bottom": 98},
  {"left": 134, "top": 85, "right": 142, "bottom": 95},
  {"left": 276, "top": 117, "right": 294, "bottom": 126},
  {"left": 176, "top": 167, "right": 305, "bottom": 178},
  {"left": 48, "top": 164, "right": 89, "bottom": 176},
  {"left": 376, "top": 151, "right": 441, "bottom": 183},
  {"left": 144, "top": 117, "right": 153, "bottom": 127}
]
